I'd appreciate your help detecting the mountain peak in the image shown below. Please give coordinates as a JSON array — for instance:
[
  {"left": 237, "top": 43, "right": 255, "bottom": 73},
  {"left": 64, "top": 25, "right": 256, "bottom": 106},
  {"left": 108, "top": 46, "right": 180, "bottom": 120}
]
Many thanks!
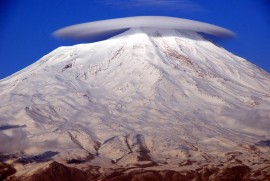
[
  {"left": 1, "top": 26, "right": 270, "bottom": 180},
  {"left": 109, "top": 27, "right": 205, "bottom": 42}
]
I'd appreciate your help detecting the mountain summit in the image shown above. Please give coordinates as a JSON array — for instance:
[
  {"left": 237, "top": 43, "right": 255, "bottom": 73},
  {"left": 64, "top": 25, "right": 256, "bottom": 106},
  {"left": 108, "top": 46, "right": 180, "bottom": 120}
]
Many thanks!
[{"left": 1, "top": 28, "right": 270, "bottom": 180}]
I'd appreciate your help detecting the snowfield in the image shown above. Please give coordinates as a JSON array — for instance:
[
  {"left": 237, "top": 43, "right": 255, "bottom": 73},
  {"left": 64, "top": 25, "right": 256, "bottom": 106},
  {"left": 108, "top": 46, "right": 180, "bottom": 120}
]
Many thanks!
[{"left": 1, "top": 28, "right": 270, "bottom": 180}]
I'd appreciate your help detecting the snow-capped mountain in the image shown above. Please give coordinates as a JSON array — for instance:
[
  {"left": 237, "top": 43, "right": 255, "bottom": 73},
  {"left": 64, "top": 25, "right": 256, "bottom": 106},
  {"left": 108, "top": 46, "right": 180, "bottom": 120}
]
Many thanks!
[{"left": 1, "top": 28, "right": 270, "bottom": 180}]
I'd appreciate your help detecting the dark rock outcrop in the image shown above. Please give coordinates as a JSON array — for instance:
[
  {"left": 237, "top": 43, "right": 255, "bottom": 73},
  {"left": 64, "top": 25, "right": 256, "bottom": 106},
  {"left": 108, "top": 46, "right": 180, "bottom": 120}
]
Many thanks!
[
  {"left": 13, "top": 162, "right": 94, "bottom": 181},
  {"left": 0, "top": 163, "right": 16, "bottom": 181},
  {"left": 7, "top": 161, "right": 270, "bottom": 181}
]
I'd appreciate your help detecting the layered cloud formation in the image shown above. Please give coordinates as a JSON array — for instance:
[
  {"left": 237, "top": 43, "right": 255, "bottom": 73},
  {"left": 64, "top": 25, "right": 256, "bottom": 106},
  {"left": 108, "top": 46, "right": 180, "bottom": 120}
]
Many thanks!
[{"left": 53, "top": 16, "right": 235, "bottom": 41}]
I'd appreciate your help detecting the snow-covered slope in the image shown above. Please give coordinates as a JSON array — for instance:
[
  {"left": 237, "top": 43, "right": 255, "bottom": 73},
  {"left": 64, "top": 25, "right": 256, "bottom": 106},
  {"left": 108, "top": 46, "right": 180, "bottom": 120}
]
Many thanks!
[{"left": 1, "top": 28, "right": 270, "bottom": 180}]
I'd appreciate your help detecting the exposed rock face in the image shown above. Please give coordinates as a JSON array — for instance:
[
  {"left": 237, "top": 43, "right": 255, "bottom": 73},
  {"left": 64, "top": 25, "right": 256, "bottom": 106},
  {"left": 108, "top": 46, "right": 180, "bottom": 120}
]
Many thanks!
[
  {"left": 26, "top": 162, "right": 88, "bottom": 181},
  {"left": 0, "top": 163, "right": 16, "bottom": 181},
  {"left": 5, "top": 161, "right": 270, "bottom": 181}
]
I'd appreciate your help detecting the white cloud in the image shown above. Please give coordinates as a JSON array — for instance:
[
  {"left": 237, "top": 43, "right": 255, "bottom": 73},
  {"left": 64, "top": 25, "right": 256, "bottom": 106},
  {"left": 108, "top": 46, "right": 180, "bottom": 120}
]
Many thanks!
[
  {"left": 53, "top": 16, "right": 235, "bottom": 41},
  {"left": 100, "top": 0, "right": 202, "bottom": 11}
]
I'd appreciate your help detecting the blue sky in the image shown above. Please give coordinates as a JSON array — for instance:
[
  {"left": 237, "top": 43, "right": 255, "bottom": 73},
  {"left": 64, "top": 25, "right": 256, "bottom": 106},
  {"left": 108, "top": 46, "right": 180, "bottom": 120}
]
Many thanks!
[{"left": 0, "top": 0, "right": 269, "bottom": 79}]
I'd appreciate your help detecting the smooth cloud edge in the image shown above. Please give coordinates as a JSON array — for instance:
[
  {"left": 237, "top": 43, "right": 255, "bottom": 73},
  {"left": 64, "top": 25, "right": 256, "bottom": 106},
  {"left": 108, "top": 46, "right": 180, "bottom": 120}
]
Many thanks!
[{"left": 53, "top": 16, "right": 235, "bottom": 41}]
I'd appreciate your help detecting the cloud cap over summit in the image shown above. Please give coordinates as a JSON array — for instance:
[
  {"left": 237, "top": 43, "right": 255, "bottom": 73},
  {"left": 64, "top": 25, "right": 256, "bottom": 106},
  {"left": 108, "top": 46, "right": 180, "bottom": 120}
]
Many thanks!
[{"left": 53, "top": 16, "right": 235, "bottom": 41}]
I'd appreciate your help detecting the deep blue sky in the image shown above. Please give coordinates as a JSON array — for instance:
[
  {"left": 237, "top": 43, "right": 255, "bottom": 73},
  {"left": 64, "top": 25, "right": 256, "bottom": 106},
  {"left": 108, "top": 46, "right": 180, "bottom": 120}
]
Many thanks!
[{"left": 1, "top": 0, "right": 269, "bottom": 79}]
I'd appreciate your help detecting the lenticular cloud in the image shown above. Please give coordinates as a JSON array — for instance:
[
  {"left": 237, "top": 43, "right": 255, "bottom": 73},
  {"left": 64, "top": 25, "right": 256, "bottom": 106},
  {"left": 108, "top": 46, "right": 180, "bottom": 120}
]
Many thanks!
[{"left": 53, "top": 16, "right": 235, "bottom": 41}]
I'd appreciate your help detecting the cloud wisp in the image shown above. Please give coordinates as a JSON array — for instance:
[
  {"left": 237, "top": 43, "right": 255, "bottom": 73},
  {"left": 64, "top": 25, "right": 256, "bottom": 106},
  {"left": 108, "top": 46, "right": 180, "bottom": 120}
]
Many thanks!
[
  {"left": 100, "top": 0, "right": 202, "bottom": 11},
  {"left": 53, "top": 16, "right": 235, "bottom": 42}
]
